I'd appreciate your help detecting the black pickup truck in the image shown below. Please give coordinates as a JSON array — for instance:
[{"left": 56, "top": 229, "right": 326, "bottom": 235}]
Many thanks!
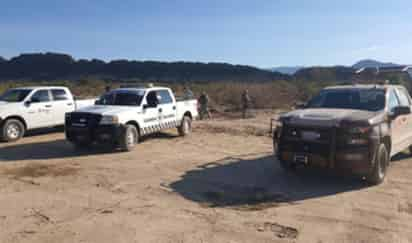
[{"left": 273, "top": 84, "right": 412, "bottom": 185}]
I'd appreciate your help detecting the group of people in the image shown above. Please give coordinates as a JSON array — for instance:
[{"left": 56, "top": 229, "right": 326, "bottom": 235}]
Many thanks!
[{"left": 183, "top": 87, "right": 252, "bottom": 120}]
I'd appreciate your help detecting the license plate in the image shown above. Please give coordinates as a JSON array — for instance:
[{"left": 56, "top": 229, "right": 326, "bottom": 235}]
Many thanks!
[
  {"left": 72, "top": 123, "right": 86, "bottom": 127},
  {"left": 294, "top": 154, "right": 308, "bottom": 164},
  {"left": 301, "top": 131, "right": 320, "bottom": 140}
]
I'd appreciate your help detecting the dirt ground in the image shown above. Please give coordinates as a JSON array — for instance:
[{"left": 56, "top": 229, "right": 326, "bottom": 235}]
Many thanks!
[{"left": 1, "top": 111, "right": 412, "bottom": 243}]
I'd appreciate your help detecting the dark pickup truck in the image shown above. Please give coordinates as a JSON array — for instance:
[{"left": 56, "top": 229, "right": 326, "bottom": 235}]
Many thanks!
[{"left": 273, "top": 84, "right": 412, "bottom": 185}]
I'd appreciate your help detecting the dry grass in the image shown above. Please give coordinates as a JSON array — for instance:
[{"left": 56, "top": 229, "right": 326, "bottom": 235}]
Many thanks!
[{"left": 0, "top": 80, "right": 299, "bottom": 109}]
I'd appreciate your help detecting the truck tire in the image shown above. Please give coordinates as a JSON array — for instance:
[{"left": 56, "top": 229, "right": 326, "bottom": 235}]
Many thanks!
[
  {"left": 119, "top": 125, "right": 139, "bottom": 152},
  {"left": 274, "top": 138, "right": 295, "bottom": 171},
  {"left": 1, "top": 119, "right": 25, "bottom": 142},
  {"left": 366, "top": 143, "right": 388, "bottom": 185},
  {"left": 178, "top": 116, "right": 192, "bottom": 136}
]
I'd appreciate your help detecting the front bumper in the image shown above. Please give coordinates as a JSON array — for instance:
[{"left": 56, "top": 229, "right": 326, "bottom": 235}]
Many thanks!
[
  {"left": 276, "top": 128, "right": 380, "bottom": 176},
  {"left": 66, "top": 124, "right": 125, "bottom": 145}
]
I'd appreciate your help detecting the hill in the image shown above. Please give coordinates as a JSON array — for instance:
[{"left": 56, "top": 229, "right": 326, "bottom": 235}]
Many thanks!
[{"left": 0, "top": 52, "right": 289, "bottom": 82}]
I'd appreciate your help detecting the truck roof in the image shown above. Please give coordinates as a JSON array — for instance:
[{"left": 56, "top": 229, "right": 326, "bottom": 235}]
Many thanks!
[
  {"left": 12, "top": 86, "right": 69, "bottom": 90},
  {"left": 324, "top": 84, "right": 404, "bottom": 90},
  {"left": 112, "top": 86, "right": 170, "bottom": 92}
]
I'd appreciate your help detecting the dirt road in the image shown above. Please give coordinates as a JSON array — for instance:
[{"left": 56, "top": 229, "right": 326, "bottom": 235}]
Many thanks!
[{"left": 1, "top": 115, "right": 412, "bottom": 243}]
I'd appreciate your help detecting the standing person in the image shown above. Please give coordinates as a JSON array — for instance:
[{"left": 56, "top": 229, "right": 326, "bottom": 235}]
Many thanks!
[
  {"left": 183, "top": 86, "right": 194, "bottom": 100},
  {"left": 198, "top": 92, "right": 212, "bottom": 120},
  {"left": 241, "top": 89, "right": 251, "bottom": 119},
  {"left": 105, "top": 85, "right": 111, "bottom": 93}
]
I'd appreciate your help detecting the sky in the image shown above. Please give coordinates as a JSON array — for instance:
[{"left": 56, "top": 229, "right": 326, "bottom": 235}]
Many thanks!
[{"left": 1, "top": 0, "right": 411, "bottom": 68}]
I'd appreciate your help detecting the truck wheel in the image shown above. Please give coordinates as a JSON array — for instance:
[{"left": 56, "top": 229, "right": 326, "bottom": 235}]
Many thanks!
[
  {"left": 178, "top": 116, "right": 192, "bottom": 136},
  {"left": 366, "top": 143, "right": 388, "bottom": 185},
  {"left": 274, "top": 138, "right": 295, "bottom": 171},
  {"left": 1, "top": 119, "right": 25, "bottom": 142},
  {"left": 119, "top": 125, "right": 139, "bottom": 152}
]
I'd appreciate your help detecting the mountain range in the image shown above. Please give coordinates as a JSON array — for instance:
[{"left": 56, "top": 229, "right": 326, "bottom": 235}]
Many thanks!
[
  {"left": 0, "top": 53, "right": 409, "bottom": 84},
  {"left": 270, "top": 59, "right": 405, "bottom": 75}
]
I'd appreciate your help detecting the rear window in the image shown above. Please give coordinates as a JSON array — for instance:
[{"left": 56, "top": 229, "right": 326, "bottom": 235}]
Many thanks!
[
  {"left": 51, "top": 89, "right": 69, "bottom": 101},
  {"left": 158, "top": 90, "right": 173, "bottom": 104}
]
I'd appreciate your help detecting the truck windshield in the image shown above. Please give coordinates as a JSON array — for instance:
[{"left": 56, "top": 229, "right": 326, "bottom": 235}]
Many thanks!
[
  {"left": 96, "top": 90, "right": 144, "bottom": 106},
  {"left": 0, "top": 89, "right": 32, "bottom": 102},
  {"left": 306, "top": 89, "right": 386, "bottom": 111}
]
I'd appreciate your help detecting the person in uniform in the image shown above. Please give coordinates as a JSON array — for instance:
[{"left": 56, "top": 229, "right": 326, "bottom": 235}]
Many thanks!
[
  {"left": 241, "top": 89, "right": 251, "bottom": 119},
  {"left": 183, "top": 86, "right": 194, "bottom": 100},
  {"left": 198, "top": 92, "right": 212, "bottom": 120}
]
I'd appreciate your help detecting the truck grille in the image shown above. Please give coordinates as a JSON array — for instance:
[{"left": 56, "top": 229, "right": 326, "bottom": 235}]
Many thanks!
[
  {"left": 66, "top": 112, "right": 102, "bottom": 129},
  {"left": 279, "top": 125, "right": 336, "bottom": 157}
]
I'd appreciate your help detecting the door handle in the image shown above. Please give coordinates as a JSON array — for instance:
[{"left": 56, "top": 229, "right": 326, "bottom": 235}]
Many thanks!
[
  {"left": 67, "top": 103, "right": 73, "bottom": 106},
  {"left": 45, "top": 105, "right": 52, "bottom": 108}
]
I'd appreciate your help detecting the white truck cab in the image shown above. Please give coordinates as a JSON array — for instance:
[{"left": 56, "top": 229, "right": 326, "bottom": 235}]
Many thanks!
[
  {"left": 65, "top": 86, "right": 198, "bottom": 151},
  {"left": 0, "top": 86, "right": 95, "bottom": 142}
]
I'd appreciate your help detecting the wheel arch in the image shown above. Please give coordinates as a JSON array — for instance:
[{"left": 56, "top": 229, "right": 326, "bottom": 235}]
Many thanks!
[
  {"left": 126, "top": 121, "right": 141, "bottom": 135},
  {"left": 3, "top": 116, "right": 27, "bottom": 130},
  {"left": 382, "top": 136, "right": 391, "bottom": 156},
  {"left": 183, "top": 111, "right": 192, "bottom": 120}
]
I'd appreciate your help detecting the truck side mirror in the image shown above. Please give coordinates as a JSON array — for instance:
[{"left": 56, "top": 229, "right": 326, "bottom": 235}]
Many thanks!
[
  {"left": 143, "top": 102, "right": 157, "bottom": 109},
  {"left": 24, "top": 100, "right": 31, "bottom": 106},
  {"left": 390, "top": 106, "right": 411, "bottom": 119}
]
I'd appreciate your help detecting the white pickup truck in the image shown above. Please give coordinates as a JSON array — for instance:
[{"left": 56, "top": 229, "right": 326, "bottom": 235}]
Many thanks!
[
  {"left": 65, "top": 86, "right": 198, "bottom": 151},
  {"left": 0, "top": 86, "right": 95, "bottom": 142}
]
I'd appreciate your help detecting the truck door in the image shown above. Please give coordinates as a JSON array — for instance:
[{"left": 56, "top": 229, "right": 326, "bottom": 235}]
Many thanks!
[
  {"left": 51, "top": 89, "right": 74, "bottom": 126},
  {"left": 157, "top": 89, "right": 177, "bottom": 129},
  {"left": 141, "top": 90, "right": 161, "bottom": 135},
  {"left": 395, "top": 87, "right": 412, "bottom": 148},
  {"left": 25, "top": 89, "right": 54, "bottom": 129},
  {"left": 388, "top": 88, "right": 404, "bottom": 153}
]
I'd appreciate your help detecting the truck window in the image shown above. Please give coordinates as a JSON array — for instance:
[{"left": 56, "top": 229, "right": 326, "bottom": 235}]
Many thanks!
[
  {"left": 96, "top": 90, "right": 144, "bottom": 106},
  {"left": 388, "top": 89, "right": 400, "bottom": 111},
  {"left": 158, "top": 90, "right": 173, "bottom": 104},
  {"left": 146, "top": 91, "right": 159, "bottom": 106},
  {"left": 396, "top": 88, "right": 411, "bottom": 107},
  {"left": 51, "top": 89, "right": 69, "bottom": 101},
  {"left": 307, "top": 89, "right": 386, "bottom": 111},
  {"left": 31, "top": 90, "right": 51, "bottom": 103},
  {"left": 0, "top": 89, "right": 32, "bottom": 102}
]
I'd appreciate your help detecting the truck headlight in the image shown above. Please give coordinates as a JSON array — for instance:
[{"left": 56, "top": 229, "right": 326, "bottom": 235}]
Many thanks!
[
  {"left": 348, "top": 127, "right": 371, "bottom": 134},
  {"left": 346, "top": 127, "right": 370, "bottom": 145},
  {"left": 100, "top": 115, "right": 119, "bottom": 125}
]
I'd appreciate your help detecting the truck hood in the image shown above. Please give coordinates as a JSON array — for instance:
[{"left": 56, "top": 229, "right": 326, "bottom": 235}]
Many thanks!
[
  {"left": 0, "top": 102, "right": 23, "bottom": 117},
  {"left": 280, "top": 108, "right": 384, "bottom": 127},
  {"left": 74, "top": 105, "right": 141, "bottom": 116}
]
